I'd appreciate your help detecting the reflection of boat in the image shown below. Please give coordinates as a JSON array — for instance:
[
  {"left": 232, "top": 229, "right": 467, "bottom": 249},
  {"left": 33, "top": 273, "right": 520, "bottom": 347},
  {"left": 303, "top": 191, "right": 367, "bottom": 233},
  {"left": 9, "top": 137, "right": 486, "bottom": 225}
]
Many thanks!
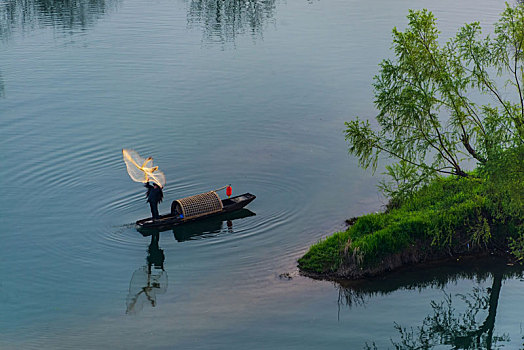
[
  {"left": 136, "top": 192, "right": 255, "bottom": 229},
  {"left": 173, "top": 208, "right": 255, "bottom": 242},
  {"left": 138, "top": 208, "right": 256, "bottom": 240}
]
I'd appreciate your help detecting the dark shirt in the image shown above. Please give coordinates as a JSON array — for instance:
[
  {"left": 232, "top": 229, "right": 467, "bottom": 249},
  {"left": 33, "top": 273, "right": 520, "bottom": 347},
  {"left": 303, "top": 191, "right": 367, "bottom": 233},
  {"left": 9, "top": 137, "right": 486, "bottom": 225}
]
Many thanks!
[{"left": 145, "top": 183, "right": 163, "bottom": 204}]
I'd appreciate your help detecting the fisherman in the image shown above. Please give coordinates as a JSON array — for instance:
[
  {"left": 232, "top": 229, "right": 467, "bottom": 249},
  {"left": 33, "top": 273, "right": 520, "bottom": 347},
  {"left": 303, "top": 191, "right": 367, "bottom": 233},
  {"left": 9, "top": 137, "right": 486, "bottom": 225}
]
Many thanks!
[{"left": 145, "top": 182, "right": 163, "bottom": 220}]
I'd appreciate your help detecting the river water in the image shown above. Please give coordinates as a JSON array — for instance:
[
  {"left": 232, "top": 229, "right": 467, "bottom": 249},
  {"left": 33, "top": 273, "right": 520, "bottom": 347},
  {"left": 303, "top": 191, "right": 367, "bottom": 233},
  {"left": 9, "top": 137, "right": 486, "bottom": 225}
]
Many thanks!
[{"left": 1, "top": 0, "right": 523, "bottom": 348}]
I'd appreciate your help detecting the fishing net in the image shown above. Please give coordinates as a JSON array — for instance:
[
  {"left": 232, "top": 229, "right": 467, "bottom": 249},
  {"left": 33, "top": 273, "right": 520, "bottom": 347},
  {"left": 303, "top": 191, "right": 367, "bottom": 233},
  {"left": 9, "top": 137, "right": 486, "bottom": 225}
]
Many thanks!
[
  {"left": 126, "top": 266, "right": 168, "bottom": 314},
  {"left": 122, "top": 149, "right": 166, "bottom": 188}
]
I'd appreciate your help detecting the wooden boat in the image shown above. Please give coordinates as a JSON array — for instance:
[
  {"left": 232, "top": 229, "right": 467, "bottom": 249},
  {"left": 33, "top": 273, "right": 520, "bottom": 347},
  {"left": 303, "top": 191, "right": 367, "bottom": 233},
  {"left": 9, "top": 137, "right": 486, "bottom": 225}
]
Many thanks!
[
  {"left": 136, "top": 192, "right": 256, "bottom": 229},
  {"left": 137, "top": 208, "right": 256, "bottom": 237}
]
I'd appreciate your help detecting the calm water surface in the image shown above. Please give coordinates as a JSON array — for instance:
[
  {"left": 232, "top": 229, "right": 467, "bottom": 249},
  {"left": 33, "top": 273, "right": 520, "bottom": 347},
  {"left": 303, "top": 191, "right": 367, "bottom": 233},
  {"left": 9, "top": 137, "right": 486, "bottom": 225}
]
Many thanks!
[{"left": 1, "top": 0, "right": 523, "bottom": 348}]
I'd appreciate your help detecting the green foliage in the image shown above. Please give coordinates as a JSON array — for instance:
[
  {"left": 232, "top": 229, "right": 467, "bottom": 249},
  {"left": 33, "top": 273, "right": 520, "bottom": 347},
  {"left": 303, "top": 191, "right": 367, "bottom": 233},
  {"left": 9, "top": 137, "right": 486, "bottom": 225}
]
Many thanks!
[
  {"left": 480, "top": 145, "right": 524, "bottom": 220},
  {"left": 345, "top": 4, "right": 524, "bottom": 197},
  {"left": 349, "top": 212, "right": 427, "bottom": 267},
  {"left": 481, "top": 144, "right": 524, "bottom": 259},
  {"left": 298, "top": 232, "right": 347, "bottom": 273},
  {"left": 509, "top": 229, "right": 524, "bottom": 263},
  {"left": 378, "top": 161, "right": 434, "bottom": 208}
]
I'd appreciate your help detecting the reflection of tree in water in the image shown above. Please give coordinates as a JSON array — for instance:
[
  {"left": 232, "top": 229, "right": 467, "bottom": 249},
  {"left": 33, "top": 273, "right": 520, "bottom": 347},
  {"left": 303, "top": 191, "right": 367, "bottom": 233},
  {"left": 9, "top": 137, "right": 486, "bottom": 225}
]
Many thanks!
[
  {"left": 335, "top": 258, "right": 523, "bottom": 349},
  {"left": 0, "top": 0, "right": 119, "bottom": 40},
  {"left": 385, "top": 274, "right": 506, "bottom": 349},
  {"left": 0, "top": 71, "right": 5, "bottom": 98},
  {"left": 187, "top": 0, "right": 276, "bottom": 44}
]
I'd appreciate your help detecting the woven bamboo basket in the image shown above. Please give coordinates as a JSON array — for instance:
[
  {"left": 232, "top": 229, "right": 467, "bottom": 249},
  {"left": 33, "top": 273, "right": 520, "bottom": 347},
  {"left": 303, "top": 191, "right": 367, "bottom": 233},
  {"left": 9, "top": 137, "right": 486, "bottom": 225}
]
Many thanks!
[{"left": 171, "top": 191, "right": 223, "bottom": 220}]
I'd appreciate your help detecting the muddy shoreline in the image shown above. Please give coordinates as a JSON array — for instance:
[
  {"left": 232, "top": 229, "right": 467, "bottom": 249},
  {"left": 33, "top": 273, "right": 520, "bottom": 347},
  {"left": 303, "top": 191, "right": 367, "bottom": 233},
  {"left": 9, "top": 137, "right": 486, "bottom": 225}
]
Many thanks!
[{"left": 299, "top": 238, "right": 512, "bottom": 282}]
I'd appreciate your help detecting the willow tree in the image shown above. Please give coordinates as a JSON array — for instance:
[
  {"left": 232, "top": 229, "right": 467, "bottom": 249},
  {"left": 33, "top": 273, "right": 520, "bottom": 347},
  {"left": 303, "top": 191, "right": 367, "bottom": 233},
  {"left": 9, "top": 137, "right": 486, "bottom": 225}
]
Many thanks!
[{"left": 345, "top": 4, "right": 524, "bottom": 200}]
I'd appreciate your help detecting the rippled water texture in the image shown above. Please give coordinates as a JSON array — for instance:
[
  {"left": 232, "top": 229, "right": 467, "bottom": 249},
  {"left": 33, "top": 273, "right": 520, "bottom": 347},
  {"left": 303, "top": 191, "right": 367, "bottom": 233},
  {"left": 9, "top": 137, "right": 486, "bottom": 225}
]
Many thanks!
[{"left": 1, "top": 0, "right": 523, "bottom": 348}]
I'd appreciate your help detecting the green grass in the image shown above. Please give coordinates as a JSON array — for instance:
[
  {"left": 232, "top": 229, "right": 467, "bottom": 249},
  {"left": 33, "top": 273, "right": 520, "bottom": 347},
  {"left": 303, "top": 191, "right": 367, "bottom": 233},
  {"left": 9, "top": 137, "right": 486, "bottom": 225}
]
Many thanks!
[{"left": 298, "top": 150, "right": 524, "bottom": 274}]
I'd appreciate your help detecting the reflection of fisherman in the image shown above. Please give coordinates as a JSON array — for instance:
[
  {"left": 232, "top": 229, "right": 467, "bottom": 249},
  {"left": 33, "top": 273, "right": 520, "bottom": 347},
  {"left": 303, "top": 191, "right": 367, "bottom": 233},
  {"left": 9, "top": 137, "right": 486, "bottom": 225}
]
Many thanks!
[
  {"left": 147, "top": 233, "right": 165, "bottom": 274},
  {"left": 145, "top": 182, "right": 163, "bottom": 220},
  {"left": 126, "top": 232, "right": 167, "bottom": 314}
]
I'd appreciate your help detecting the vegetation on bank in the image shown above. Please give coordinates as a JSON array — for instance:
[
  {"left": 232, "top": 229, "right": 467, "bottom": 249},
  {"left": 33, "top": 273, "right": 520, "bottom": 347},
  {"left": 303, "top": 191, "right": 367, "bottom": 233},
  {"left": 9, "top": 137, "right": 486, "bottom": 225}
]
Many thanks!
[
  {"left": 298, "top": 147, "right": 523, "bottom": 275},
  {"left": 299, "top": 4, "right": 524, "bottom": 277}
]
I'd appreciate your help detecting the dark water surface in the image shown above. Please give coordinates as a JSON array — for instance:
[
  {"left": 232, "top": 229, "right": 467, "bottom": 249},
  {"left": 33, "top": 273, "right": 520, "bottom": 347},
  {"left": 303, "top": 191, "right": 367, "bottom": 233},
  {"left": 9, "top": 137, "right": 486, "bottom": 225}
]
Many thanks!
[{"left": 1, "top": 0, "right": 523, "bottom": 348}]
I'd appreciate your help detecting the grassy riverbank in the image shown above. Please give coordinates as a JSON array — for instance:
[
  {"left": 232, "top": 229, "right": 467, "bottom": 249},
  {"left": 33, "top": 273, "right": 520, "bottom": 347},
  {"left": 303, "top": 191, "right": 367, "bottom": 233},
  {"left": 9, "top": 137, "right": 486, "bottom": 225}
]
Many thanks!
[{"left": 298, "top": 147, "right": 523, "bottom": 279}]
